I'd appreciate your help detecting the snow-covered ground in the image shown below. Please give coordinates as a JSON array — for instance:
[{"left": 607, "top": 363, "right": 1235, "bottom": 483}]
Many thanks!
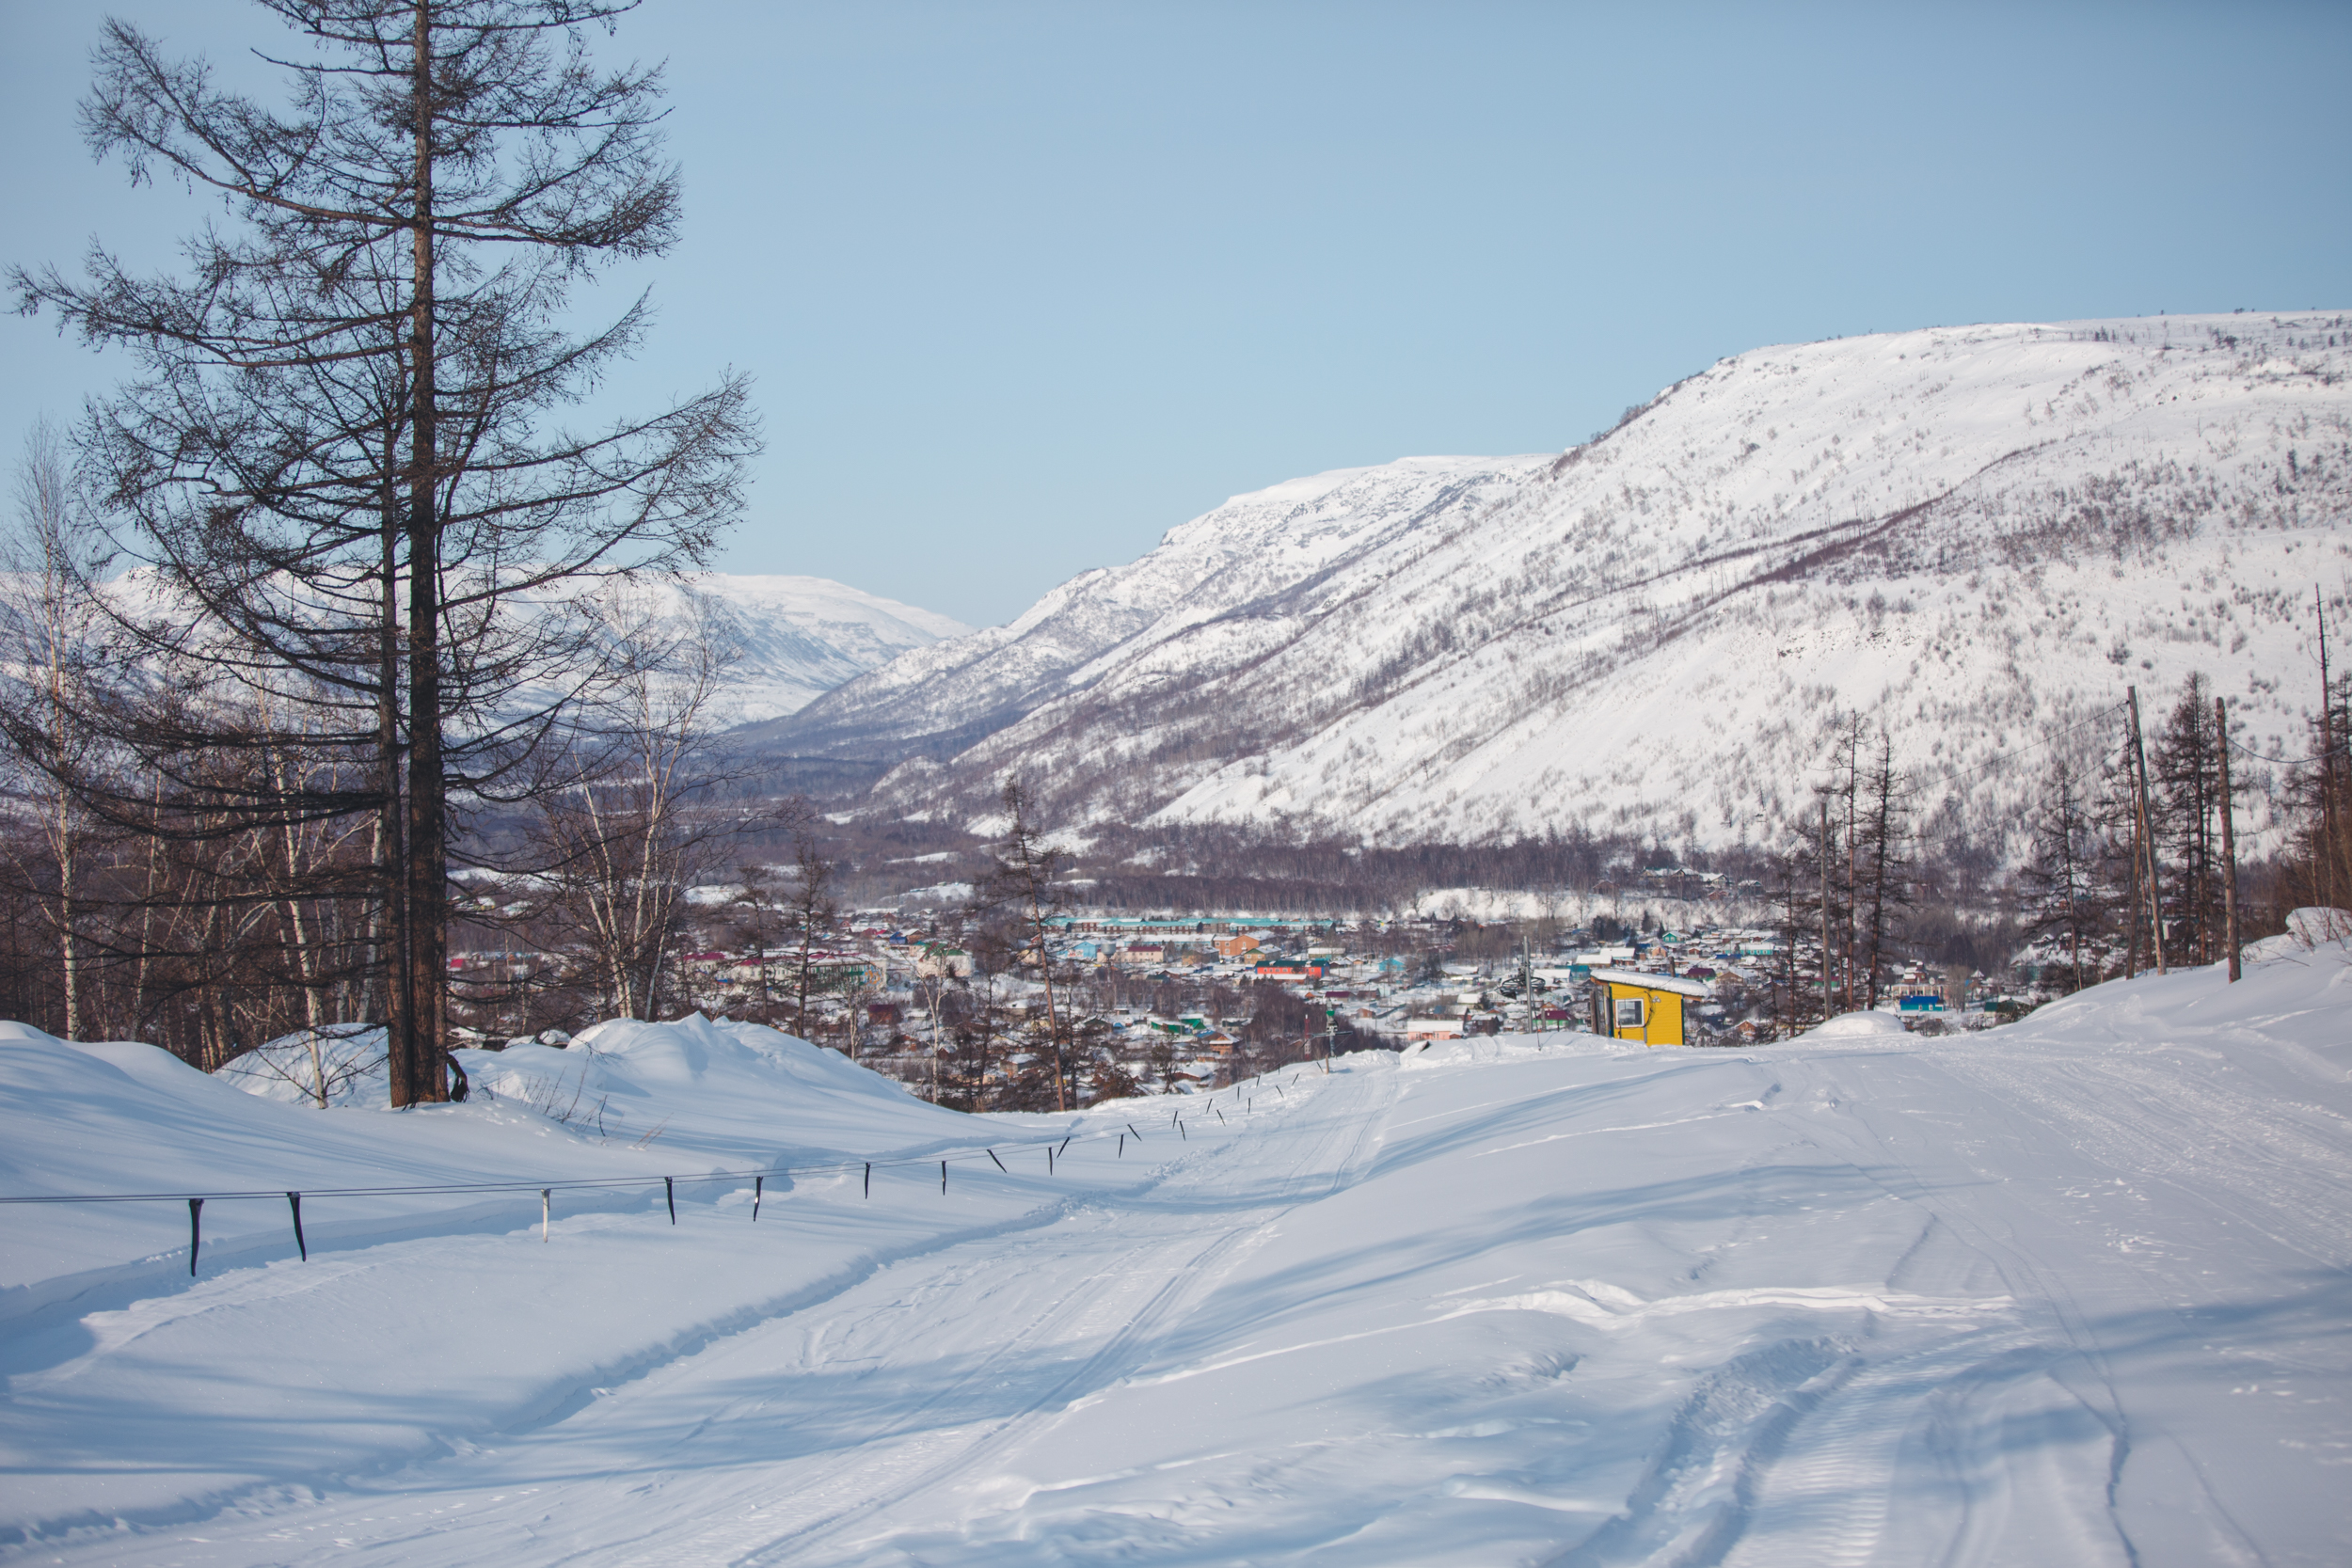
[{"left": 3, "top": 946, "right": 2348, "bottom": 1564}]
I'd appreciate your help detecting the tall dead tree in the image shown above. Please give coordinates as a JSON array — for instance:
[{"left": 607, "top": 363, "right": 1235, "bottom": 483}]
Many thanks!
[
  {"left": 1852, "top": 731, "right": 1912, "bottom": 1009},
  {"left": 12, "top": 2, "right": 755, "bottom": 1102},
  {"left": 2217, "top": 695, "right": 2240, "bottom": 982},
  {"left": 784, "top": 835, "right": 839, "bottom": 1038},
  {"left": 1769, "top": 839, "right": 1822, "bottom": 1036},
  {"left": 2321, "top": 590, "right": 2340, "bottom": 910},
  {"left": 2287, "top": 593, "right": 2352, "bottom": 914}
]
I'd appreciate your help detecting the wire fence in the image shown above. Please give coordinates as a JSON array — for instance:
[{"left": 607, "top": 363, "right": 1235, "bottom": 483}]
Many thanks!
[{"left": 0, "top": 1069, "right": 1316, "bottom": 1275}]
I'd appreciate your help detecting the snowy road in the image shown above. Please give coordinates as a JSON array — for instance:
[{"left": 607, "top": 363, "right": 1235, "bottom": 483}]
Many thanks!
[{"left": 4, "top": 955, "right": 2349, "bottom": 1564}]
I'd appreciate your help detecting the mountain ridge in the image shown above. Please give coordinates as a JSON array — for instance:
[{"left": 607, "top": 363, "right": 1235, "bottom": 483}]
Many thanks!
[
  {"left": 757, "top": 311, "right": 2351, "bottom": 851},
  {"left": 643, "top": 572, "right": 972, "bottom": 722}
]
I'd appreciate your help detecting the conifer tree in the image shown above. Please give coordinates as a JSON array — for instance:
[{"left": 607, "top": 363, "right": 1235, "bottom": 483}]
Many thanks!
[
  {"left": 986, "top": 778, "right": 1071, "bottom": 1110},
  {"left": 10, "top": 2, "right": 755, "bottom": 1102},
  {"left": 2153, "top": 674, "right": 2224, "bottom": 962},
  {"left": 2019, "top": 755, "right": 2107, "bottom": 992}
]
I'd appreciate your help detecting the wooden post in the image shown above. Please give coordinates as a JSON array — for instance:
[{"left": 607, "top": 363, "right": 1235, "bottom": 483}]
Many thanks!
[
  {"left": 2217, "top": 696, "right": 2240, "bottom": 982},
  {"left": 2126, "top": 687, "right": 2167, "bottom": 974}
]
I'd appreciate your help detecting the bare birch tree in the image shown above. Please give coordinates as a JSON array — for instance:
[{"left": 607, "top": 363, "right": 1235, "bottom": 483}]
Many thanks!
[
  {"left": 521, "top": 594, "right": 742, "bottom": 1022},
  {"left": 1, "top": 426, "right": 97, "bottom": 1037}
]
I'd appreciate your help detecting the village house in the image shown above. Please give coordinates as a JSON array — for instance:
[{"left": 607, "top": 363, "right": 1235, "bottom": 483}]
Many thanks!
[{"left": 1587, "top": 968, "right": 1712, "bottom": 1046}]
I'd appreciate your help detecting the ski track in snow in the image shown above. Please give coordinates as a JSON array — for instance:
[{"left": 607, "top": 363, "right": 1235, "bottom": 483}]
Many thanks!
[{"left": 4, "top": 956, "right": 2350, "bottom": 1565}]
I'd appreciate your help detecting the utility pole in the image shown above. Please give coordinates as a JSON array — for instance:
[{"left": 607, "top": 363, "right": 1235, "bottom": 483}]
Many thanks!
[
  {"left": 2217, "top": 695, "right": 2240, "bottom": 983},
  {"left": 2126, "top": 687, "right": 2167, "bottom": 974}
]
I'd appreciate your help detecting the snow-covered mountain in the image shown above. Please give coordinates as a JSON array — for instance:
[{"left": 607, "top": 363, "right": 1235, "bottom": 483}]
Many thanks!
[
  {"left": 775, "top": 311, "right": 2351, "bottom": 849},
  {"left": 754, "top": 456, "right": 1543, "bottom": 761},
  {"left": 653, "top": 573, "right": 970, "bottom": 722},
  {"left": 80, "top": 568, "right": 967, "bottom": 729}
]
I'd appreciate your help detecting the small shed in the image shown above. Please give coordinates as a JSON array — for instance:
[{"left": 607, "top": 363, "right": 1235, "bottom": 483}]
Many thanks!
[{"left": 1586, "top": 968, "right": 1713, "bottom": 1046}]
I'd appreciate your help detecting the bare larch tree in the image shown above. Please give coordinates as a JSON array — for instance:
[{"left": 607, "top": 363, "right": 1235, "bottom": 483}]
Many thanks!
[{"left": 10, "top": 1, "right": 755, "bottom": 1103}]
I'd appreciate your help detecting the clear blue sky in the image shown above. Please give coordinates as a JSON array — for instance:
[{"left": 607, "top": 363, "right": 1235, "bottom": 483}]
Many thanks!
[{"left": 5, "top": 0, "right": 2347, "bottom": 626}]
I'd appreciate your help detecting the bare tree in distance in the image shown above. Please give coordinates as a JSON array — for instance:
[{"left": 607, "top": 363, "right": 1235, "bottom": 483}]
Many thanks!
[
  {"left": 731, "top": 862, "right": 785, "bottom": 1024},
  {"left": 517, "top": 593, "right": 760, "bottom": 1022},
  {"left": 1851, "top": 731, "right": 1913, "bottom": 1009},
  {"left": 784, "top": 834, "right": 839, "bottom": 1040},
  {"left": 0, "top": 426, "right": 99, "bottom": 1038}
]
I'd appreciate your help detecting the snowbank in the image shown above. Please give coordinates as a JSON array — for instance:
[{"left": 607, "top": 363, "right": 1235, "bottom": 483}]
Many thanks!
[
  {"left": 1800, "top": 1007, "right": 1914, "bottom": 1039},
  {"left": 2243, "top": 904, "right": 2352, "bottom": 962}
]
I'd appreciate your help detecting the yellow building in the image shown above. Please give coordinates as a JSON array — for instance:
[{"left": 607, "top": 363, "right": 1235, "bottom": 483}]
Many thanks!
[{"left": 1586, "top": 968, "right": 1713, "bottom": 1046}]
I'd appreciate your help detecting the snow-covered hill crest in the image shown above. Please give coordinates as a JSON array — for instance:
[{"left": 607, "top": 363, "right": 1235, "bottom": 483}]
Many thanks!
[
  {"left": 77, "top": 568, "right": 968, "bottom": 728},
  {"left": 782, "top": 311, "right": 2351, "bottom": 848},
  {"left": 653, "top": 573, "right": 971, "bottom": 721},
  {"left": 757, "top": 454, "right": 1543, "bottom": 760}
]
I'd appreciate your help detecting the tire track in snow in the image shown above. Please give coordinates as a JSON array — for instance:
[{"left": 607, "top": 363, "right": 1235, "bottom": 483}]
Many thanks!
[
  {"left": 751, "top": 1067, "right": 1397, "bottom": 1563},
  {"left": 1756, "top": 1048, "right": 2198, "bottom": 1567},
  {"left": 1723, "top": 1329, "right": 2072, "bottom": 1568},
  {"left": 596, "top": 1068, "right": 1398, "bottom": 1566},
  {"left": 9, "top": 1078, "right": 1337, "bottom": 1565}
]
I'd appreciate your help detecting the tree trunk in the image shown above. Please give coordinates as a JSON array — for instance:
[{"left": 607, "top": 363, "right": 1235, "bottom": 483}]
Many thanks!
[
  {"left": 2218, "top": 695, "right": 2239, "bottom": 982},
  {"left": 2126, "top": 686, "right": 2166, "bottom": 975},
  {"left": 1817, "top": 794, "right": 1833, "bottom": 1018},
  {"left": 377, "top": 450, "right": 407, "bottom": 1090},
  {"left": 395, "top": 0, "right": 448, "bottom": 1107}
]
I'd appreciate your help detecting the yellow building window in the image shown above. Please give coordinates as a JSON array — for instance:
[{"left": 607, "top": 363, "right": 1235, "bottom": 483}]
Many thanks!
[{"left": 1614, "top": 996, "right": 1645, "bottom": 1029}]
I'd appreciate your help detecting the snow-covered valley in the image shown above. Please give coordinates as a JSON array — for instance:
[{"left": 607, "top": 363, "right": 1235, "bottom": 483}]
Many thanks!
[
  {"left": 771, "top": 311, "right": 2350, "bottom": 854},
  {"left": 4, "top": 942, "right": 2347, "bottom": 1566}
]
